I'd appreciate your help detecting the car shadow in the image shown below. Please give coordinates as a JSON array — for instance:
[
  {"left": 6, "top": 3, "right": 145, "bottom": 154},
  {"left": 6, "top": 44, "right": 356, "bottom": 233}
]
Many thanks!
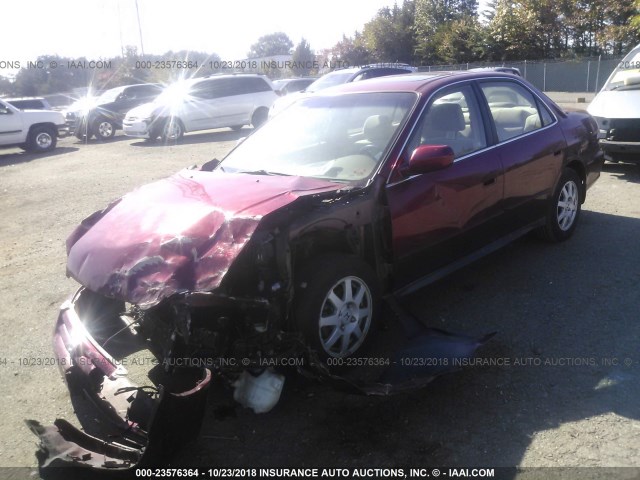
[
  {"left": 168, "top": 210, "right": 639, "bottom": 474},
  {"left": 602, "top": 162, "right": 640, "bottom": 184},
  {"left": 0, "top": 146, "right": 80, "bottom": 167},
  {"left": 128, "top": 128, "right": 250, "bottom": 147},
  {"left": 69, "top": 134, "right": 133, "bottom": 145}
]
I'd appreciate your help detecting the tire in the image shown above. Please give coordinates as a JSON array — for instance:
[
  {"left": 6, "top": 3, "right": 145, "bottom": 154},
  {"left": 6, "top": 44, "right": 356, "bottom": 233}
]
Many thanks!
[
  {"left": 161, "top": 117, "right": 184, "bottom": 143},
  {"left": 26, "top": 126, "right": 57, "bottom": 153},
  {"left": 251, "top": 108, "right": 268, "bottom": 129},
  {"left": 93, "top": 118, "right": 116, "bottom": 141},
  {"left": 294, "top": 254, "right": 380, "bottom": 360},
  {"left": 538, "top": 168, "right": 582, "bottom": 242}
]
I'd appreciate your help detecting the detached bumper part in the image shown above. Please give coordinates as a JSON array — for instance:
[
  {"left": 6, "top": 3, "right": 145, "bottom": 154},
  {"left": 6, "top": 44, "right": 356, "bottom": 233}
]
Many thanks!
[{"left": 27, "top": 289, "right": 211, "bottom": 471}]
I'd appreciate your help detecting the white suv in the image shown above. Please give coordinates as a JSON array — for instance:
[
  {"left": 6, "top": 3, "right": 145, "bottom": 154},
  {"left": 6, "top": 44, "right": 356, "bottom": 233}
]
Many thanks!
[
  {"left": 0, "top": 98, "right": 67, "bottom": 153},
  {"left": 123, "top": 74, "right": 278, "bottom": 142}
]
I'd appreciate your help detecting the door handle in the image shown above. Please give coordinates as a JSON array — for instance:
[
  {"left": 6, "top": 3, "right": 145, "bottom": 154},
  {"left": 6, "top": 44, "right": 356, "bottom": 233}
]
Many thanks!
[{"left": 483, "top": 177, "right": 497, "bottom": 186}]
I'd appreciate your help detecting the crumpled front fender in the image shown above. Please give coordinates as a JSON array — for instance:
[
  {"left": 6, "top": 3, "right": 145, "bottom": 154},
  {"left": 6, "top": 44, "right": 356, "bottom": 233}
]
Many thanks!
[{"left": 26, "top": 289, "right": 211, "bottom": 471}]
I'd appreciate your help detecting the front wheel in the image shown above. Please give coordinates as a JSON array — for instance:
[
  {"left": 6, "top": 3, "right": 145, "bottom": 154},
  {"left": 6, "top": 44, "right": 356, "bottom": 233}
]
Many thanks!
[
  {"left": 161, "top": 117, "right": 184, "bottom": 143},
  {"left": 93, "top": 119, "right": 116, "bottom": 140},
  {"left": 251, "top": 108, "right": 268, "bottom": 129},
  {"left": 538, "top": 168, "right": 582, "bottom": 242},
  {"left": 295, "top": 255, "right": 380, "bottom": 360},
  {"left": 26, "top": 126, "right": 57, "bottom": 152}
]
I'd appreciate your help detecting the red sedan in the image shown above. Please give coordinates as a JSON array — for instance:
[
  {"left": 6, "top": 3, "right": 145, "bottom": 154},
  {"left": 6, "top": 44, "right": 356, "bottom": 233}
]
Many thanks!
[{"left": 30, "top": 71, "right": 603, "bottom": 470}]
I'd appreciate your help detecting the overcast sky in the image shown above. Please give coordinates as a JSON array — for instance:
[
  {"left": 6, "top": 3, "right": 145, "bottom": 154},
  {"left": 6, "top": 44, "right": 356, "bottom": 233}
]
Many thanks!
[{"left": 1, "top": 0, "right": 400, "bottom": 71}]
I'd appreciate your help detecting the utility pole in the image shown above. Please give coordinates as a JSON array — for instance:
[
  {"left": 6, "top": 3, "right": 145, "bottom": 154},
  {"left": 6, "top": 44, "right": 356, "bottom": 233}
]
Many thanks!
[{"left": 135, "top": 0, "right": 145, "bottom": 56}]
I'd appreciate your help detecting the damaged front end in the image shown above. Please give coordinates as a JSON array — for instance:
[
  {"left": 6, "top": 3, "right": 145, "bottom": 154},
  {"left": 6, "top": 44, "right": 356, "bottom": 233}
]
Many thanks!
[
  {"left": 29, "top": 169, "right": 495, "bottom": 472},
  {"left": 27, "top": 288, "right": 211, "bottom": 471}
]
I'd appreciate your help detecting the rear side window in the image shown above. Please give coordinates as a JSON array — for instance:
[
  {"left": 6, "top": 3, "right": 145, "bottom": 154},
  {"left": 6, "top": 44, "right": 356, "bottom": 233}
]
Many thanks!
[
  {"left": 8, "top": 99, "right": 47, "bottom": 109},
  {"left": 126, "top": 85, "right": 161, "bottom": 99},
  {"left": 194, "top": 77, "right": 271, "bottom": 98},
  {"left": 480, "top": 81, "right": 548, "bottom": 142},
  {"left": 234, "top": 77, "right": 272, "bottom": 95}
]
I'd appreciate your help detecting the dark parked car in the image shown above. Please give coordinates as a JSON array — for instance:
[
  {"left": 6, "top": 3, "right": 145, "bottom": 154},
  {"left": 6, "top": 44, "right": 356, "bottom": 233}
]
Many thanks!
[
  {"left": 70, "top": 83, "right": 163, "bottom": 140},
  {"left": 270, "top": 63, "right": 418, "bottom": 116},
  {"left": 31, "top": 71, "right": 603, "bottom": 471}
]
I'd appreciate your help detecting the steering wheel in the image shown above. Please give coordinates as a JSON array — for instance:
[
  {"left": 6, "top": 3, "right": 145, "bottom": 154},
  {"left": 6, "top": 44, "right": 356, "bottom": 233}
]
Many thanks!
[{"left": 359, "top": 144, "right": 379, "bottom": 159}]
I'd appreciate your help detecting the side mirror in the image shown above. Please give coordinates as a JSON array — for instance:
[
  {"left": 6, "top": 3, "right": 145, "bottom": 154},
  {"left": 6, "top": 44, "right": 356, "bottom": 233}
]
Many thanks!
[
  {"left": 201, "top": 158, "right": 220, "bottom": 171},
  {"left": 405, "top": 144, "right": 454, "bottom": 175}
]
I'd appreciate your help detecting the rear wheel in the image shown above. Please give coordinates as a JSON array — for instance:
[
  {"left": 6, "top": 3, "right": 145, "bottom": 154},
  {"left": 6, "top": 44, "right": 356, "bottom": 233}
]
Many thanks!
[
  {"left": 295, "top": 255, "right": 380, "bottom": 360},
  {"left": 26, "top": 126, "right": 57, "bottom": 152},
  {"left": 538, "top": 168, "right": 581, "bottom": 242}
]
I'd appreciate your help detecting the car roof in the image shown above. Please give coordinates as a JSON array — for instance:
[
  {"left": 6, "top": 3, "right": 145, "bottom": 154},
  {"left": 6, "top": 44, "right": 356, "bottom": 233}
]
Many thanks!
[
  {"left": 3, "top": 96, "right": 47, "bottom": 101},
  {"left": 318, "top": 71, "right": 525, "bottom": 94},
  {"left": 193, "top": 73, "right": 267, "bottom": 83}
]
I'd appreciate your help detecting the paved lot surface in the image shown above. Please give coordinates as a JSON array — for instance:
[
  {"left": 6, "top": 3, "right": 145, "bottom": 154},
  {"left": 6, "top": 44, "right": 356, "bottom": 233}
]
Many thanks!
[{"left": 0, "top": 98, "right": 639, "bottom": 478}]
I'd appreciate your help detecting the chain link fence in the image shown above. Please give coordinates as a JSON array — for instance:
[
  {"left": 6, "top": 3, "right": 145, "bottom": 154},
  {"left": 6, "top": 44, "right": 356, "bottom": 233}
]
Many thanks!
[{"left": 417, "top": 56, "right": 624, "bottom": 93}]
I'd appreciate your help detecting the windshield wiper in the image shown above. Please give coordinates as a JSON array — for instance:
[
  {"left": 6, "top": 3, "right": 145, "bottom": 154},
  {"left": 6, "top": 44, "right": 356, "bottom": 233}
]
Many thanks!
[
  {"left": 238, "top": 169, "right": 291, "bottom": 176},
  {"left": 609, "top": 83, "right": 640, "bottom": 91}
]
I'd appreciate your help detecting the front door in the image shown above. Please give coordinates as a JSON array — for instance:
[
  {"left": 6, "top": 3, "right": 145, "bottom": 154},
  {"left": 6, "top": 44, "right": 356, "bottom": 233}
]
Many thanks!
[{"left": 386, "top": 84, "right": 504, "bottom": 289}]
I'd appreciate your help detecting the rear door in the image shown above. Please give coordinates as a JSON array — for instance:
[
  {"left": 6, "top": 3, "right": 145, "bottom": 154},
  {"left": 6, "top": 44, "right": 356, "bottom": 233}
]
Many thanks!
[
  {"left": 386, "top": 83, "right": 504, "bottom": 288},
  {"left": 478, "top": 80, "right": 566, "bottom": 229}
]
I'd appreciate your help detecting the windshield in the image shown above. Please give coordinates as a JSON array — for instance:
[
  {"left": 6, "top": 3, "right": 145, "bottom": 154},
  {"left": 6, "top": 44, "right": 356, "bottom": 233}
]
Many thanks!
[
  {"left": 97, "top": 86, "right": 126, "bottom": 103},
  {"left": 604, "top": 47, "right": 640, "bottom": 91},
  {"left": 220, "top": 92, "right": 416, "bottom": 184},
  {"left": 306, "top": 71, "right": 355, "bottom": 93}
]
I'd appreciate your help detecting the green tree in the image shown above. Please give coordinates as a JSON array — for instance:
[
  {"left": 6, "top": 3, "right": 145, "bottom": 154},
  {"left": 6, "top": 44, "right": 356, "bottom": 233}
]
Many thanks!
[
  {"left": 632, "top": 0, "right": 640, "bottom": 28},
  {"left": 247, "top": 32, "right": 294, "bottom": 58},
  {"left": 599, "top": 0, "right": 640, "bottom": 54},
  {"left": 292, "top": 38, "right": 315, "bottom": 76},
  {"left": 362, "top": 1, "right": 416, "bottom": 63},
  {"left": 488, "top": 0, "right": 541, "bottom": 60},
  {"left": 0, "top": 76, "right": 15, "bottom": 96},
  {"left": 436, "top": 16, "right": 485, "bottom": 63},
  {"left": 414, "top": 0, "right": 479, "bottom": 63},
  {"left": 330, "top": 33, "right": 372, "bottom": 67}
]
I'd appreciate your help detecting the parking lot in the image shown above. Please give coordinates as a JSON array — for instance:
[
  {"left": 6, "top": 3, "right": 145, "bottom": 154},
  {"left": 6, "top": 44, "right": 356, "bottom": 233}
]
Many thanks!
[{"left": 1, "top": 95, "right": 639, "bottom": 476}]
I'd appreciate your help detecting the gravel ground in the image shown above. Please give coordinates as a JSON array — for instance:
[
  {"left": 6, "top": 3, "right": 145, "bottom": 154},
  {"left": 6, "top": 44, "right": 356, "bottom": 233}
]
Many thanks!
[{"left": 0, "top": 95, "right": 639, "bottom": 479}]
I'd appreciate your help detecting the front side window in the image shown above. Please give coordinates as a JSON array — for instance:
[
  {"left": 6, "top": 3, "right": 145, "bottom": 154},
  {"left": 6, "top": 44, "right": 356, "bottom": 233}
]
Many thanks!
[
  {"left": 481, "top": 82, "right": 545, "bottom": 142},
  {"left": 406, "top": 85, "right": 487, "bottom": 159},
  {"left": 190, "top": 80, "right": 220, "bottom": 99},
  {"left": 0, "top": 101, "right": 12, "bottom": 115}
]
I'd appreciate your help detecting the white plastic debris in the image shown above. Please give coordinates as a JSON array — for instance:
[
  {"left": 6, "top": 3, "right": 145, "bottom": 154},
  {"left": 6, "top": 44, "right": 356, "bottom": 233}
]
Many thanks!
[{"left": 233, "top": 369, "right": 285, "bottom": 414}]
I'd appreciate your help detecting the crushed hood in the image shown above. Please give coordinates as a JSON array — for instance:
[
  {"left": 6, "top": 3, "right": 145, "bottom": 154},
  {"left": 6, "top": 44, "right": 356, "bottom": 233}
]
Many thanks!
[{"left": 66, "top": 169, "right": 343, "bottom": 307}]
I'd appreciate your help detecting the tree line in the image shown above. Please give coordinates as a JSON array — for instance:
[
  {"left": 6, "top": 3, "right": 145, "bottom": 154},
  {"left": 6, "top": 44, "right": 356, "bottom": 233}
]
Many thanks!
[
  {"left": 330, "top": 0, "right": 640, "bottom": 66},
  {"left": 2, "top": 0, "right": 638, "bottom": 97}
]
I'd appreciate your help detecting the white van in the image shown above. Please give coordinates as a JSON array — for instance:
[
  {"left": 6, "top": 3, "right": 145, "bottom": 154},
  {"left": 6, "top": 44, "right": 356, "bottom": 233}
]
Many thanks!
[
  {"left": 123, "top": 74, "right": 278, "bottom": 142},
  {"left": 588, "top": 44, "right": 640, "bottom": 165}
]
